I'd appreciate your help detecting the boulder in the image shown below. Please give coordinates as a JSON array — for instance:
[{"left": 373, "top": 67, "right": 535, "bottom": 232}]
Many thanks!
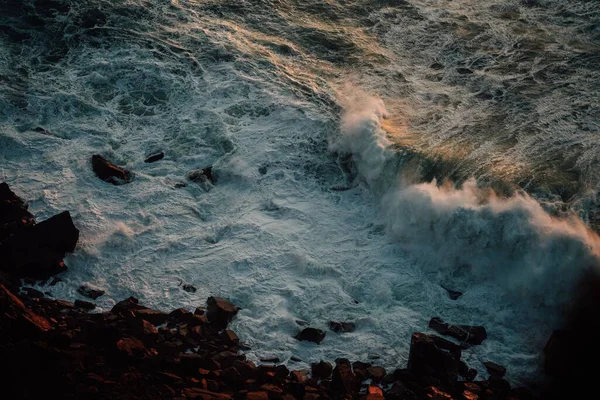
[
  {"left": 407, "top": 333, "right": 461, "bottom": 383},
  {"left": 182, "top": 284, "right": 197, "bottom": 293},
  {"left": 328, "top": 320, "right": 356, "bottom": 333},
  {"left": 295, "top": 328, "right": 326, "bottom": 344},
  {"left": 144, "top": 152, "right": 164, "bottom": 163},
  {"left": 74, "top": 299, "right": 96, "bottom": 310},
  {"left": 331, "top": 358, "right": 358, "bottom": 395},
  {"left": 134, "top": 308, "right": 169, "bottom": 326},
  {"left": 311, "top": 360, "right": 333, "bottom": 379},
  {"left": 78, "top": 285, "right": 105, "bottom": 300},
  {"left": 0, "top": 210, "right": 79, "bottom": 280},
  {"left": 91, "top": 154, "right": 132, "bottom": 185},
  {"left": 459, "top": 361, "right": 477, "bottom": 381},
  {"left": 367, "top": 366, "right": 386, "bottom": 382},
  {"left": 115, "top": 337, "right": 151, "bottom": 359},
  {"left": 206, "top": 297, "right": 240, "bottom": 328},
  {"left": 483, "top": 361, "right": 506, "bottom": 378},
  {"left": 428, "top": 317, "right": 487, "bottom": 345},
  {"left": 0, "top": 182, "right": 35, "bottom": 241}
]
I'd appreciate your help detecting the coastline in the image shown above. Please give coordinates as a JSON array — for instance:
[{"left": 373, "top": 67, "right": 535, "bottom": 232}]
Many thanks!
[{"left": 3, "top": 181, "right": 583, "bottom": 400}]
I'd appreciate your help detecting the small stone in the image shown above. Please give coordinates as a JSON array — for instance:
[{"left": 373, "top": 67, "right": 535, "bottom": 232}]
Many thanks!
[
  {"left": 290, "top": 356, "right": 302, "bottom": 362},
  {"left": 91, "top": 154, "right": 132, "bottom": 185},
  {"left": 182, "top": 284, "right": 197, "bottom": 293},
  {"left": 328, "top": 321, "right": 356, "bottom": 333}
]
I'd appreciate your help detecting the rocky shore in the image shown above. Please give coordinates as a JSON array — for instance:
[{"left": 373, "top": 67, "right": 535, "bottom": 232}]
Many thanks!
[{"left": 0, "top": 181, "right": 594, "bottom": 399}]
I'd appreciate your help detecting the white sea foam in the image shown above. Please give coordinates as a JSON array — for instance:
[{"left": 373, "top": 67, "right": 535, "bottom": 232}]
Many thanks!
[{"left": 1, "top": 0, "right": 598, "bottom": 389}]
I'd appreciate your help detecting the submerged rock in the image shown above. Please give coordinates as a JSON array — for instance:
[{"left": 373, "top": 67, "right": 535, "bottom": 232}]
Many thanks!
[
  {"left": 187, "top": 167, "right": 213, "bottom": 184},
  {"left": 484, "top": 361, "right": 506, "bottom": 378},
  {"left": 295, "top": 327, "right": 326, "bottom": 344},
  {"left": 91, "top": 154, "right": 132, "bottom": 185},
  {"left": 428, "top": 317, "right": 487, "bottom": 345},
  {"left": 145, "top": 152, "right": 164, "bottom": 163},
  {"left": 328, "top": 320, "right": 356, "bottom": 333},
  {"left": 182, "top": 284, "right": 197, "bottom": 293}
]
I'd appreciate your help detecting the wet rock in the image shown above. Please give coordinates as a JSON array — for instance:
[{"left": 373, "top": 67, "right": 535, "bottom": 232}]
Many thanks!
[
  {"left": 74, "top": 299, "right": 96, "bottom": 310},
  {"left": 483, "top": 361, "right": 506, "bottom": 378},
  {"left": 459, "top": 361, "right": 477, "bottom": 381},
  {"left": 112, "top": 296, "right": 146, "bottom": 313},
  {"left": 295, "top": 328, "right": 326, "bottom": 344},
  {"left": 311, "top": 360, "right": 333, "bottom": 379},
  {"left": 144, "top": 152, "right": 164, "bottom": 163},
  {"left": 134, "top": 308, "right": 168, "bottom": 326},
  {"left": 290, "top": 356, "right": 302, "bottom": 362},
  {"left": 0, "top": 210, "right": 79, "bottom": 280},
  {"left": 115, "top": 337, "right": 150, "bottom": 358},
  {"left": 0, "top": 182, "right": 35, "bottom": 241},
  {"left": 328, "top": 321, "right": 356, "bottom": 333},
  {"left": 49, "top": 277, "right": 63, "bottom": 286},
  {"left": 456, "top": 67, "right": 473, "bottom": 75},
  {"left": 91, "top": 154, "right": 132, "bottom": 185},
  {"left": 22, "top": 287, "right": 45, "bottom": 298},
  {"left": 428, "top": 317, "right": 487, "bottom": 345},
  {"left": 78, "top": 285, "right": 105, "bottom": 300},
  {"left": 260, "top": 356, "right": 280, "bottom": 363},
  {"left": 295, "top": 319, "right": 309, "bottom": 326},
  {"left": 407, "top": 333, "right": 461, "bottom": 383},
  {"left": 441, "top": 285, "right": 463, "bottom": 300},
  {"left": 221, "top": 329, "right": 239, "bottom": 345},
  {"left": 206, "top": 297, "right": 240, "bottom": 328},
  {"left": 187, "top": 167, "right": 213, "bottom": 184},
  {"left": 367, "top": 366, "right": 386, "bottom": 382},
  {"left": 182, "top": 284, "right": 197, "bottom": 293},
  {"left": 331, "top": 358, "right": 358, "bottom": 394}
]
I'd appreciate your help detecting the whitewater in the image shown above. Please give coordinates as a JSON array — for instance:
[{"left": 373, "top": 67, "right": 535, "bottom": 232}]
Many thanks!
[{"left": 1, "top": 0, "right": 599, "bottom": 389}]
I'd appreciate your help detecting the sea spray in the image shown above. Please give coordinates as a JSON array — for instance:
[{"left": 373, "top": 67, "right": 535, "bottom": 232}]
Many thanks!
[{"left": 333, "top": 94, "right": 600, "bottom": 308}]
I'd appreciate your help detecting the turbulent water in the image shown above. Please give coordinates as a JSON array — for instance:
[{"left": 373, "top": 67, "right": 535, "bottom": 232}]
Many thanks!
[{"left": 1, "top": 0, "right": 600, "bottom": 388}]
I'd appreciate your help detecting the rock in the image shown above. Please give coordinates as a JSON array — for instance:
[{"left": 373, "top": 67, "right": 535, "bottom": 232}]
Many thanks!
[
  {"left": 246, "top": 392, "right": 269, "bottom": 400},
  {"left": 79, "top": 9, "right": 107, "bottom": 28},
  {"left": 0, "top": 284, "right": 52, "bottom": 335},
  {"left": 115, "top": 337, "right": 150, "bottom": 358},
  {"left": 49, "top": 277, "right": 63, "bottom": 286},
  {"left": 91, "top": 154, "right": 132, "bottom": 185},
  {"left": 407, "top": 333, "right": 461, "bottom": 383},
  {"left": 367, "top": 366, "right": 386, "bottom": 382},
  {"left": 206, "top": 297, "right": 240, "bottom": 328},
  {"left": 134, "top": 308, "right": 168, "bottom": 326},
  {"left": 428, "top": 317, "right": 487, "bottom": 345},
  {"left": 260, "top": 356, "right": 280, "bottom": 363},
  {"left": 77, "top": 285, "right": 105, "bottom": 300},
  {"left": 331, "top": 358, "right": 358, "bottom": 394},
  {"left": 459, "top": 361, "right": 477, "bottom": 381},
  {"left": 290, "top": 356, "right": 302, "bottom": 362},
  {"left": 295, "top": 319, "right": 309, "bottom": 326},
  {"left": 311, "top": 360, "right": 333, "bottom": 379},
  {"left": 441, "top": 286, "right": 463, "bottom": 300},
  {"left": 0, "top": 182, "right": 35, "bottom": 241},
  {"left": 182, "top": 284, "right": 197, "bottom": 293},
  {"left": 483, "top": 361, "right": 506, "bottom": 378},
  {"left": 74, "top": 299, "right": 96, "bottom": 310},
  {"left": 221, "top": 329, "right": 239, "bottom": 345},
  {"left": 0, "top": 210, "right": 79, "bottom": 280},
  {"left": 295, "top": 328, "right": 326, "bottom": 344},
  {"left": 112, "top": 296, "right": 146, "bottom": 313},
  {"left": 22, "top": 287, "right": 45, "bottom": 298},
  {"left": 328, "top": 321, "right": 356, "bottom": 333},
  {"left": 187, "top": 167, "right": 213, "bottom": 184},
  {"left": 457, "top": 67, "right": 473, "bottom": 75},
  {"left": 144, "top": 152, "right": 164, "bottom": 163}
]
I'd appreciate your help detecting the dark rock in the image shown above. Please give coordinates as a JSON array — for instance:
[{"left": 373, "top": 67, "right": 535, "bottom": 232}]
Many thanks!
[
  {"left": 74, "top": 299, "right": 96, "bottom": 310},
  {"left": 206, "top": 296, "right": 240, "bottom": 328},
  {"left": 22, "top": 287, "right": 45, "bottom": 298},
  {"left": 459, "top": 361, "right": 477, "bottom": 381},
  {"left": 115, "top": 337, "right": 150, "bottom": 359},
  {"left": 260, "top": 356, "right": 280, "bottom": 363},
  {"left": 144, "top": 152, "right": 164, "bottom": 163},
  {"left": 112, "top": 296, "right": 146, "bottom": 313},
  {"left": 221, "top": 329, "right": 239, "bottom": 345},
  {"left": 366, "top": 366, "right": 386, "bottom": 382},
  {"left": 91, "top": 154, "right": 132, "bottom": 185},
  {"left": 457, "top": 67, "right": 473, "bottom": 75},
  {"left": 0, "top": 210, "right": 79, "bottom": 280},
  {"left": 0, "top": 182, "right": 35, "bottom": 241},
  {"left": 311, "top": 360, "right": 333, "bottom": 379},
  {"left": 182, "top": 284, "right": 197, "bottom": 293},
  {"left": 78, "top": 285, "right": 105, "bottom": 300},
  {"left": 49, "top": 277, "right": 63, "bottom": 286},
  {"left": 79, "top": 9, "right": 107, "bottom": 28},
  {"left": 134, "top": 308, "right": 168, "bottom": 326},
  {"left": 331, "top": 358, "right": 358, "bottom": 394},
  {"left": 483, "top": 361, "right": 506, "bottom": 378},
  {"left": 428, "top": 317, "right": 487, "bottom": 345},
  {"left": 442, "top": 285, "right": 463, "bottom": 300},
  {"left": 295, "top": 319, "right": 309, "bottom": 326},
  {"left": 328, "top": 321, "right": 356, "bottom": 333},
  {"left": 290, "top": 356, "right": 302, "bottom": 362},
  {"left": 187, "top": 167, "right": 213, "bottom": 184},
  {"left": 295, "top": 328, "right": 326, "bottom": 344},
  {"left": 407, "top": 333, "right": 461, "bottom": 383}
]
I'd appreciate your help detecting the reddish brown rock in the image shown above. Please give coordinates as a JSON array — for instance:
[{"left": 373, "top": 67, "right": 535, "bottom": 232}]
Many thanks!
[
  {"left": 407, "top": 333, "right": 461, "bottom": 383},
  {"left": 428, "top": 317, "right": 487, "bottom": 345},
  {"left": 74, "top": 299, "right": 96, "bottom": 310},
  {"left": 331, "top": 358, "right": 358, "bottom": 395},
  {"left": 206, "top": 297, "right": 240, "bottom": 328},
  {"left": 116, "top": 337, "right": 151, "bottom": 358},
  {"left": 311, "top": 361, "right": 333, "bottom": 379},
  {"left": 91, "top": 154, "right": 133, "bottom": 185},
  {"left": 246, "top": 391, "right": 269, "bottom": 400}
]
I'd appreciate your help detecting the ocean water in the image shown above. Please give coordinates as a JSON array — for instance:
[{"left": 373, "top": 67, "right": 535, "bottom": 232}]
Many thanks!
[{"left": 1, "top": 0, "right": 599, "bottom": 388}]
